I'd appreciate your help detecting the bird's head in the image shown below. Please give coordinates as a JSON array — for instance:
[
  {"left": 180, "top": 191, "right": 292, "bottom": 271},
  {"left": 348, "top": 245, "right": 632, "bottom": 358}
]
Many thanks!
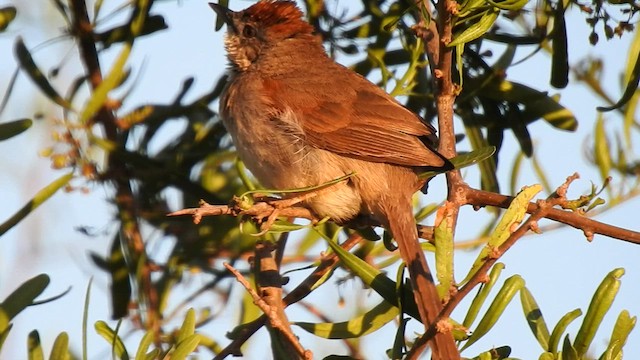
[{"left": 209, "top": 1, "right": 314, "bottom": 71}]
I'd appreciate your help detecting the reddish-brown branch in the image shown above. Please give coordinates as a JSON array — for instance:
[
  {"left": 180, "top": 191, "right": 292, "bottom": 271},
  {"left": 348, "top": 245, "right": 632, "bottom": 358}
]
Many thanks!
[{"left": 464, "top": 186, "right": 640, "bottom": 244}]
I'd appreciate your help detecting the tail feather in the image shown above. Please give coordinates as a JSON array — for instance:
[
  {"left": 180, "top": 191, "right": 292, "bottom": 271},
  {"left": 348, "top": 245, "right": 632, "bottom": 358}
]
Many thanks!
[{"left": 381, "top": 197, "right": 459, "bottom": 359}]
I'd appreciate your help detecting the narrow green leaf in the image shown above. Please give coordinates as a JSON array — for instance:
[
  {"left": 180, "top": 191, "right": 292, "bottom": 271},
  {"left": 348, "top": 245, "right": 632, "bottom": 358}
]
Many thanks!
[
  {"left": 597, "top": 42, "right": 640, "bottom": 111},
  {"left": 434, "top": 210, "right": 454, "bottom": 300},
  {"left": 463, "top": 263, "right": 505, "bottom": 328},
  {"left": 594, "top": 115, "right": 612, "bottom": 181},
  {"left": 462, "top": 185, "right": 541, "bottom": 284},
  {"left": 0, "top": 119, "right": 31, "bottom": 141},
  {"left": 324, "top": 235, "right": 396, "bottom": 306},
  {"left": 574, "top": 268, "right": 624, "bottom": 356},
  {"left": 419, "top": 146, "right": 496, "bottom": 179},
  {"left": 27, "top": 330, "right": 44, "bottom": 360},
  {"left": 549, "top": 309, "right": 582, "bottom": 353},
  {"left": 521, "top": 287, "right": 550, "bottom": 350},
  {"left": 601, "top": 310, "right": 636, "bottom": 360},
  {"left": 94, "top": 320, "right": 129, "bottom": 360},
  {"left": 486, "top": 0, "right": 528, "bottom": 10},
  {"left": 14, "top": 38, "right": 72, "bottom": 109},
  {"left": 49, "top": 332, "right": 69, "bottom": 360},
  {"left": 295, "top": 300, "right": 399, "bottom": 339},
  {"left": 135, "top": 331, "right": 154, "bottom": 360},
  {"left": 0, "top": 172, "right": 73, "bottom": 237},
  {"left": 177, "top": 308, "right": 196, "bottom": 343},
  {"left": 82, "top": 278, "right": 92, "bottom": 360},
  {"left": 562, "top": 334, "right": 579, "bottom": 360},
  {"left": 171, "top": 334, "right": 200, "bottom": 360},
  {"left": 323, "top": 234, "right": 421, "bottom": 320},
  {"left": 79, "top": 43, "right": 132, "bottom": 123},
  {"left": 462, "top": 275, "right": 525, "bottom": 350},
  {"left": 0, "top": 274, "right": 49, "bottom": 320},
  {"left": 0, "top": 6, "right": 17, "bottom": 31},
  {"left": 213, "top": 0, "right": 230, "bottom": 30},
  {"left": 449, "top": 9, "right": 500, "bottom": 47}
]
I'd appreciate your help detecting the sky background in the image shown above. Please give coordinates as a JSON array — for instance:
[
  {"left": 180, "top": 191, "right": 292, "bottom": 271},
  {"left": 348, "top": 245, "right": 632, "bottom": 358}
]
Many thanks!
[{"left": 1, "top": 0, "right": 639, "bottom": 359}]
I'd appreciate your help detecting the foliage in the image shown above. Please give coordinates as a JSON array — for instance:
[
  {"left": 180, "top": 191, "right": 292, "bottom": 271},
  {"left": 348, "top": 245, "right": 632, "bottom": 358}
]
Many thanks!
[{"left": 1, "top": 0, "right": 639, "bottom": 359}]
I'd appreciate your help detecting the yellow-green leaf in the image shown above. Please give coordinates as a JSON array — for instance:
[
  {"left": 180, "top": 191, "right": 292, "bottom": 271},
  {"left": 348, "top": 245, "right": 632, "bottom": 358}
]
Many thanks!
[
  {"left": 462, "top": 185, "right": 541, "bottom": 284},
  {"left": 462, "top": 275, "right": 525, "bottom": 350},
  {"left": 27, "top": 330, "right": 44, "bottom": 360},
  {"left": 0, "top": 172, "right": 73, "bottom": 237},
  {"left": 0, "top": 6, "right": 16, "bottom": 31},
  {"left": 294, "top": 300, "right": 399, "bottom": 339},
  {"left": 521, "top": 287, "right": 550, "bottom": 350},
  {"left": 574, "top": 268, "right": 624, "bottom": 356},
  {"left": 49, "top": 332, "right": 69, "bottom": 360}
]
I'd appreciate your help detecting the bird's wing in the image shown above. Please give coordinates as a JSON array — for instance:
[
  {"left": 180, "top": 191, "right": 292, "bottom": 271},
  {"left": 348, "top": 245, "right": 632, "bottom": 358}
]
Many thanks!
[{"left": 264, "top": 73, "right": 449, "bottom": 168}]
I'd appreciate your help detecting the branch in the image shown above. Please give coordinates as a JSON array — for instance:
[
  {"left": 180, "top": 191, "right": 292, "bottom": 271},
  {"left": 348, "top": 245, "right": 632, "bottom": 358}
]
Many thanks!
[
  {"left": 69, "top": 0, "right": 158, "bottom": 332},
  {"left": 224, "top": 243, "right": 312, "bottom": 360},
  {"left": 213, "top": 233, "right": 363, "bottom": 359},
  {"left": 464, "top": 186, "right": 640, "bottom": 244}
]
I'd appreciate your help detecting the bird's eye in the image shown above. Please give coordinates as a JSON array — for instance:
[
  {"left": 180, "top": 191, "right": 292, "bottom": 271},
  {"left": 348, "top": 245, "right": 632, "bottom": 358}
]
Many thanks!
[{"left": 243, "top": 25, "right": 257, "bottom": 38}]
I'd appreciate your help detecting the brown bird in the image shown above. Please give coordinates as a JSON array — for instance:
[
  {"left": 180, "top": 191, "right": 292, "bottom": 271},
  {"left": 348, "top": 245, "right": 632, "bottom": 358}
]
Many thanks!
[{"left": 209, "top": 1, "right": 457, "bottom": 357}]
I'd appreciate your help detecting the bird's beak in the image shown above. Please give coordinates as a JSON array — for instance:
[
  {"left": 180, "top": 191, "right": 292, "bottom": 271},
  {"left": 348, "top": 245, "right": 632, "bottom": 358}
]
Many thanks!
[{"left": 209, "top": 2, "right": 238, "bottom": 34}]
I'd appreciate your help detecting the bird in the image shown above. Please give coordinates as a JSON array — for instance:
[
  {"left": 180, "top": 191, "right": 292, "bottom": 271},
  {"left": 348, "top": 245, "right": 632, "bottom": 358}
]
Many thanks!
[{"left": 208, "top": 1, "right": 457, "bottom": 357}]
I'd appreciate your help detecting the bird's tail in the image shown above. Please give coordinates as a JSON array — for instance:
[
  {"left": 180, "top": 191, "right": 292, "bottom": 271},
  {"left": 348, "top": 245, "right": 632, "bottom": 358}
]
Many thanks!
[{"left": 381, "top": 197, "right": 459, "bottom": 359}]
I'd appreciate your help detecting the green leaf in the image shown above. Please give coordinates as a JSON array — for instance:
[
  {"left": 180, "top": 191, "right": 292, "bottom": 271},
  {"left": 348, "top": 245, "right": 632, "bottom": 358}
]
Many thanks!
[
  {"left": 134, "top": 331, "right": 154, "bottom": 360},
  {"left": 434, "top": 209, "right": 454, "bottom": 300},
  {"left": 601, "top": 310, "right": 636, "bottom": 360},
  {"left": 462, "top": 275, "right": 525, "bottom": 350},
  {"left": 562, "top": 334, "right": 579, "bottom": 360},
  {"left": 520, "top": 287, "right": 550, "bottom": 350},
  {"left": 323, "top": 233, "right": 420, "bottom": 320},
  {"left": 213, "top": 0, "right": 230, "bottom": 30},
  {"left": 597, "top": 41, "right": 640, "bottom": 111},
  {"left": 0, "top": 274, "right": 49, "bottom": 320},
  {"left": 14, "top": 38, "right": 72, "bottom": 109},
  {"left": 549, "top": 309, "right": 582, "bottom": 353},
  {"left": 0, "top": 6, "right": 17, "bottom": 31},
  {"left": 27, "top": 330, "right": 44, "bottom": 360},
  {"left": 449, "top": 9, "right": 500, "bottom": 47},
  {"left": 463, "top": 263, "right": 505, "bottom": 328},
  {"left": 295, "top": 300, "right": 399, "bottom": 339},
  {"left": 462, "top": 184, "right": 541, "bottom": 284},
  {"left": 574, "top": 268, "right": 624, "bottom": 356},
  {"left": 419, "top": 146, "right": 496, "bottom": 179},
  {"left": 82, "top": 278, "right": 92, "bottom": 360},
  {"left": 176, "top": 308, "right": 196, "bottom": 343},
  {"left": 0, "top": 172, "right": 73, "bottom": 237},
  {"left": 94, "top": 320, "right": 129, "bottom": 360},
  {"left": 79, "top": 44, "right": 131, "bottom": 123},
  {"left": 49, "top": 332, "right": 69, "bottom": 360},
  {"left": 594, "top": 115, "right": 612, "bottom": 181},
  {"left": 171, "top": 334, "right": 200, "bottom": 360},
  {"left": 487, "top": 0, "right": 528, "bottom": 10},
  {"left": 0, "top": 119, "right": 31, "bottom": 141}
]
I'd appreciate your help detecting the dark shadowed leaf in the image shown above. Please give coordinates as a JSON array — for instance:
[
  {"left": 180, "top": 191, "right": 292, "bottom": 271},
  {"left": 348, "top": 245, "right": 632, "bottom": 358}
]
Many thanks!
[
  {"left": 14, "top": 38, "right": 72, "bottom": 109},
  {"left": 0, "top": 119, "right": 32, "bottom": 141}
]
